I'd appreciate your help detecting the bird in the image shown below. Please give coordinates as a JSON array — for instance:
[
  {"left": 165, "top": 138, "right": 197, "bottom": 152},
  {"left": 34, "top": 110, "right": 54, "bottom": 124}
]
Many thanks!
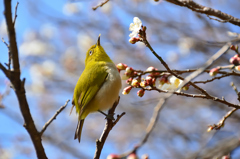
[{"left": 71, "top": 35, "right": 122, "bottom": 143}]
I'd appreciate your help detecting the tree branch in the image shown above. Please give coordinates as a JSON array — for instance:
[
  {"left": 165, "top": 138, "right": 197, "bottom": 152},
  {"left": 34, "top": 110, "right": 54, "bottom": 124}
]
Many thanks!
[
  {"left": 2, "top": 1, "right": 48, "bottom": 158},
  {"left": 92, "top": 0, "right": 110, "bottom": 10},
  {"left": 94, "top": 97, "right": 125, "bottom": 159},
  {"left": 13, "top": 2, "right": 19, "bottom": 26},
  {"left": 165, "top": 0, "right": 240, "bottom": 27},
  {"left": 40, "top": 100, "right": 70, "bottom": 136}
]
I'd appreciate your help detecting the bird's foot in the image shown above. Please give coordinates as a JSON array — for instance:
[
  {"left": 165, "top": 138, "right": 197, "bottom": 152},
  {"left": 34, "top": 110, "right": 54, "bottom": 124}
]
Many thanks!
[{"left": 98, "top": 110, "right": 115, "bottom": 120}]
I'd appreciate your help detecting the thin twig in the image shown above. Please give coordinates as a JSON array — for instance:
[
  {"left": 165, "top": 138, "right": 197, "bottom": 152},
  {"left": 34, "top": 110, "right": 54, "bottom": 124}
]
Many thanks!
[
  {"left": 207, "top": 15, "right": 228, "bottom": 23},
  {"left": 193, "top": 73, "right": 231, "bottom": 84},
  {"left": 1, "top": 38, "right": 11, "bottom": 70},
  {"left": 208, "top": 108, "right": 237, "bottom": 131},
  {"left": 231, "top": 82, "right": 240, "bottom": 102},
  {"left": 13, "top": 2, "right": 19, "bottom": 26},
  {"left": 94, "top": 97, "right": 125, "bottom": 159},
  {"left": 208, "top": 82, "right": 240, "bottom": 131},
  {"left": 40, "top": 100, "right": 70, "bottom": 136},
  {"left": 141, "top": 86, "right": 240, "bottom": 109},
  {"left": 92, "top": 0, "right": 110, "bottom": 10}
]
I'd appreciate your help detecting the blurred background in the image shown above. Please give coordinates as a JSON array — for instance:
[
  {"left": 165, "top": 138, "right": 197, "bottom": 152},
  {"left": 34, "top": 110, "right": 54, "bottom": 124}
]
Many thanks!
[{"left": 0, "top": 0, "right": 240, "bottom": 158}]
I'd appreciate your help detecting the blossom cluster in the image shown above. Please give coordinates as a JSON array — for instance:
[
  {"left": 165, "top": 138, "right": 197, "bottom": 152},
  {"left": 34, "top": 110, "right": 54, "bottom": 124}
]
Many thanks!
[
  {"left": 116, "top": 63, "right": 188, "bottom": 97},
  {"left": 209, "top": 44, "right": 240, "bottom": 76},
  {"left": 128, "top": 17, "right": 147, "bottom": 44}
]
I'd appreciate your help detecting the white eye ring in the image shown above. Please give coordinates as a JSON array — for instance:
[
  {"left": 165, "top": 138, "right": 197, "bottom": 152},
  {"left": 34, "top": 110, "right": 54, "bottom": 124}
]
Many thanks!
[{"left": 89, "top": 50, "right": 93, "bottom": 55}]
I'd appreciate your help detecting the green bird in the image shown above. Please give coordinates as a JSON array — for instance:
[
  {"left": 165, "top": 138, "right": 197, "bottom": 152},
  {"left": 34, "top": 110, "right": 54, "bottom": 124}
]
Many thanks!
[{"left": 72, "top": 35, "right": 122, "bottom": 143}]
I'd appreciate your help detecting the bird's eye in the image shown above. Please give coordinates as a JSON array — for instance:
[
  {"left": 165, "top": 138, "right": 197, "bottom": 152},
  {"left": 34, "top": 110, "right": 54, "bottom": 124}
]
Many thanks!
[{"left": 89, "top": 50, "right": 93, "bottom": 55}]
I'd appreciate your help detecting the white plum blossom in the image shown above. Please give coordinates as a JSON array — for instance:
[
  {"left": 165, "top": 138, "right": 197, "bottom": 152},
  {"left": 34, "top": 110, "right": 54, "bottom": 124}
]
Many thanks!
[
  {"left": 159, "top": 76, "right": 183, "bottom": 92},
  {"left": 129, "top": 17, "right": 142, "bottom": 38}
]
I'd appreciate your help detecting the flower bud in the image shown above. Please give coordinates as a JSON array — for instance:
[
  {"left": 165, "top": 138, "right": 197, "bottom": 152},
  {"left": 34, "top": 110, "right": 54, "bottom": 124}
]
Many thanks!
[
  {"left": 159, "top": 75, "right": 169, "bottom": 85},
  {"left": 209, "top": 68, "right": 219, "bottom": 76},
  {"left": 137, "top": 89, "right": 145, "bottom": 97},
  {"left": 126, "top": 78, "right": 133, "bottom": 85},
  {"left": 107, "top": 154, "right": 121, "bottom": 159},
  {"left": 207, "top": 126, "right": 213, "bottom": 132},
  {"left": 126, "top": 67, "right": 134, "bottom": 73},
  {"left": 235, "top": 65, "right": 240, "bottom": 71},
  {"left": 116, "top": 63, "right": 127, "bottom": 70},
  {"left": 131, "top": 79, "right": 139, "bottom": 87},
  {"left": 122, "top": 86, "right": 132, "bottom": 95},
  {"left": 142, "top": 154, "right": 149, "bottom": 159},
  {"left": 230, "top": 45, "right": 238, "bottom": 51},
  {"left": 129, "top": 37, "right": 140, "bottom": 44},
  {"left": 140, "top": 81, "right": 148, "bottom": 87},
  {"left": 136, "top": 77, "right": 141, "bottom": 83},
  {"left": 121, "top": 73, "right": 130, "bottom": 80},
  {"left": 142, "top": 26, "right": 147, "bottom": 31},
  {"left": 229, "top": 54, "right": 240, "bottom": 65},
  {"left": 127, "top": 153, "right": 139, "bottom": 159},
  {"left": 221, "top": 155, "right": 230, "bottom": 159},
  {"left": 146, "top": 76, "right": 153, "bottom": 86}
]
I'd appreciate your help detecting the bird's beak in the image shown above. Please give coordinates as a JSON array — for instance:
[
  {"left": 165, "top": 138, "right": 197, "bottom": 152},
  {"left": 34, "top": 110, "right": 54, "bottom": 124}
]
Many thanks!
[{"left": 97, "top": 34, "right": 101, "bottom": 46}]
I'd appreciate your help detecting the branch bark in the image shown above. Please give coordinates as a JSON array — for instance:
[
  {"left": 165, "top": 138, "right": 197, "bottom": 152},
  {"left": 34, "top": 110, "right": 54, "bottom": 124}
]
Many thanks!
[
  {"left": 94, "top": 97, "right": 125, "bottom": 159},
  {"left": 2, "top": 1, "right": 48, "bottom": 158},
  {"left": 165, "top": 0, "right": 240, "bottom": 27}
]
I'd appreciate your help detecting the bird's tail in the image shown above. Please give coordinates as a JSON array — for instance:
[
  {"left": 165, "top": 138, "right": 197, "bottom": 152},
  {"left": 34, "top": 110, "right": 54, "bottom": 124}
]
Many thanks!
[{"left": 74, "top": 119, "right": 84, "bottom": 143}]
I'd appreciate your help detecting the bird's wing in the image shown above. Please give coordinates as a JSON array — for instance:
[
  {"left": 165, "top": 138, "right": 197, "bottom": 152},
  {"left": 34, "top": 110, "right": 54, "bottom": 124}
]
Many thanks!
[{"left": 73, "top": 63, "right": 108, "bottom": 116}]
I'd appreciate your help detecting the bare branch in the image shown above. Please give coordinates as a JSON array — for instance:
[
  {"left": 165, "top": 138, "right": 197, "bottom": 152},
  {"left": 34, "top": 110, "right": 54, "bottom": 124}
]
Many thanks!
[
  {"left": 231, "top": 82, "right": 240, "bottom": 102},
  {"left": 1, "top": 38, "right": 11, "bottom": 70},
  {"left": 194, "top": 73, "right": 232, "bottom": 84},
  {"left": 208, "top": 108, "right": 237, "bottom": 131},
  {"left": 165, "top": 0, "right": 240, "bottom": 27},
  {"left": 92, "top": 0, "right": 110, "bottom": 10},
  {"left": 40, "top": 100, "right": 70, "bottom": 136},
  {"left": 13, "top": 2, "right": 19, "bottom": 26},
  {"left": 2, "top": 1, "right": 47, "bottom": 158}
]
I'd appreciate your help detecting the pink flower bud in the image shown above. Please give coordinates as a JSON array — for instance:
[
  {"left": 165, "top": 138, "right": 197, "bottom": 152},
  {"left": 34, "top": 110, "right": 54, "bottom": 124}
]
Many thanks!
[
  {"left": 116, "top": 63, "right": 127, "bottom": 70},
  {"left": 137, "top": 89, "right": 145, "bottom": 97},
  {"left": 131, "top": 79, "right": 140, "bottom": 87},
  {"left": 126, "top": 78, "right": 133, "bottom": 85},
  {"left": 126, "top": 67, "right": 134, "bottom": 73},
  {"left": 221, "top": 155, "right": 230, "bottom": 159},
  {"left": 146, "top": 76, "right": 153, "bottom": 86},
  {"left": 127, "top": 153, "right": 139, "bottom": 159},
  {"left": 107, "top": 154, "right": 121, "bottom": 159},
  {"left": 129, "top": 37, "right": 140, "bottom": 44},
  {"left": 146, "top": 66, "right": 155, "bottom": 72},
  {"left": 122, "top": 86, "right": 132, "bottom": 95},
  {"left": 229, "top": 54, "right": 240, "bottom": 65},
  {"left": 209, "top": 68, "right": 219, "bottom": 76}
]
